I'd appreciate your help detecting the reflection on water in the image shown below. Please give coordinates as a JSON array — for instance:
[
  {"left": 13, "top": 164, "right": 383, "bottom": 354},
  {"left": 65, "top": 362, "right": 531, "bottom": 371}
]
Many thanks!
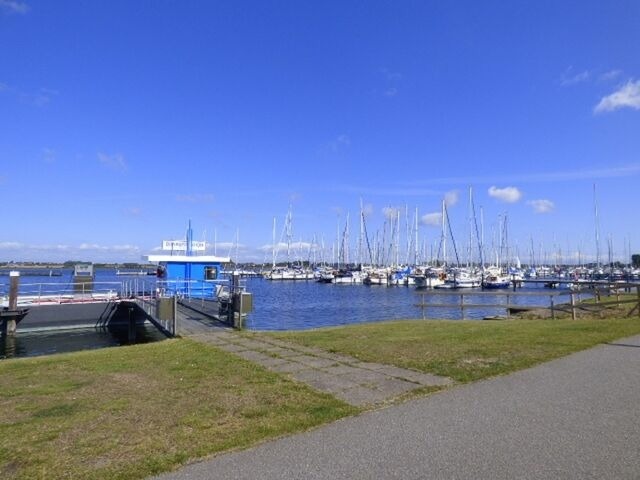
[{"left": 0, "top": 323, "right": 168, "bottom": 360}]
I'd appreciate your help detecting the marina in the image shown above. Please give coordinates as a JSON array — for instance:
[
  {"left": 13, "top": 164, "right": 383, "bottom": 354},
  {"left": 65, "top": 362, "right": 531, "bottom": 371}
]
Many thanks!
[{"left": 3, "top": 220, "right": 640, "bottom": 359}]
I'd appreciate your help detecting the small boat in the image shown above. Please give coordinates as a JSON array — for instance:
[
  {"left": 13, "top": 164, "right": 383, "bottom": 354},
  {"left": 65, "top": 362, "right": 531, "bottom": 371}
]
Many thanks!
[
  {"left": 482, "top": 268, "right": 512, "bottom": 289},
  {"left": 363, "top": 269, "right": 389, "bottom": 285},
  {"left": 333, "top": 270, "right": 364, "bottom": 284},
  {"left": 434, "top": 268, "right": 481, "bottom": 289},
  {"left": 482, "top": 274, "right": 511, "bottom": 289}
]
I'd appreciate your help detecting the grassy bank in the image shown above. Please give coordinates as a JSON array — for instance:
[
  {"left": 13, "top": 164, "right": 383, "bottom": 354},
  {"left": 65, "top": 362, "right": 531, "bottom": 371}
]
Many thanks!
[
  {"left": 269, "top": 317, "right": 640, "bottom": 383},
  {"left": 0, "top": 339, "right": 356, "bottom": 480}
]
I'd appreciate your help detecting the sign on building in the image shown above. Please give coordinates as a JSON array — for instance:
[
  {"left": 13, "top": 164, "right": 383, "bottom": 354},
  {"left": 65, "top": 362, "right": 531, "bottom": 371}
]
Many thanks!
[{"left": 162, "top": 240, "right": 206, "bottom": 252}]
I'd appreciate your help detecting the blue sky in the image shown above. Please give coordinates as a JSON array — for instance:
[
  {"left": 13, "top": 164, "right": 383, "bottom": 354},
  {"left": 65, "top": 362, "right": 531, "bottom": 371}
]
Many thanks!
[{"left": 1, "top": 0, "right": 639, "bottom": 264}]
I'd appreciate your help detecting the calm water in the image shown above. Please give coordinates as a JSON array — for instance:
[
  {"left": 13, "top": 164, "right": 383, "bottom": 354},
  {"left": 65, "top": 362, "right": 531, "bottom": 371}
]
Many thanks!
[
  {"left": 0, "top": 268, "right": 164, "bottom": 359},
  {"left": 243, "top": 277, "right": 568, "bottom": 330},
  {"left": 1, "top": 268, "right": 571, "bottom": 357},
  {"left": 0, "top": 324, "right": 168, "bottom": 360}
]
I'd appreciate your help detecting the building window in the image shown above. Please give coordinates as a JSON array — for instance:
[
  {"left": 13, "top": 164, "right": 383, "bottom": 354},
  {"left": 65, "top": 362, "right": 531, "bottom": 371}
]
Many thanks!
[{"left": 204, "top": 266, "right": 218, "bottom": 280}]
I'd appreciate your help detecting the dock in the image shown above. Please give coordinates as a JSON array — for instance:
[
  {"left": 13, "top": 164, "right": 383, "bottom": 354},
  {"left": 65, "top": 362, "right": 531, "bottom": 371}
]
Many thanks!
[{"left": 1, "top": 271, "right": 251, "bottom": 344}]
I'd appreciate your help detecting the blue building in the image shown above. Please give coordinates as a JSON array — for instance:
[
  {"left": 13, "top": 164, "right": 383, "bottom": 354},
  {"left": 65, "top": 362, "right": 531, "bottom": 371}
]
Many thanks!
[{"left": 144, "top": 223, "right": 230, "bottom": 298}]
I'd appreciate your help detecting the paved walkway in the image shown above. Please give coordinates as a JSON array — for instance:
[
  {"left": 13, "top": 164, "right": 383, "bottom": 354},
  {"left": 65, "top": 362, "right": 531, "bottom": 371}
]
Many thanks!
[
  {"left": 189, "top": 330, "right": 452, "bottom": 406},
  {"left": 157, "top": 334, "right": 640, "bottom": 480}
]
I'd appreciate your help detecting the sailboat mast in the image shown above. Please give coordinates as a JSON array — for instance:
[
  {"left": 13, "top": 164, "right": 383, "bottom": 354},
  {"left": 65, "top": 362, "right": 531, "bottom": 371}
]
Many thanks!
[
  {"left": 594, "top": 183, "right": 601, "bottom": 268},
  {"left": 468, "top": 187, "right": 472, "bottom": 268},
  {"left": 272, "top": 217, "right": 276, "bottom": 268},
  {"left": 415, "top": 207, "right": 419, "bottom": 266},
  {"left": 396, "top": 208, "right": 400, "bottom": 266},
  {"left": 441, "top": 199, "right": 446, "bottom": 267},
  {"left": 358, "top": 199, "right": 364, "bottom": 267},
  {"left": 286, "top": 206, "right": 293, "bottom": 265}
]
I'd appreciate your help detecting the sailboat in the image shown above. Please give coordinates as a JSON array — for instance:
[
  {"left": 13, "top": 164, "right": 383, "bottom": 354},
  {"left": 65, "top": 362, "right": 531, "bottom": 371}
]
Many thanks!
[{"left": 265, "top": 207, "right": 314, "bottom": 280}]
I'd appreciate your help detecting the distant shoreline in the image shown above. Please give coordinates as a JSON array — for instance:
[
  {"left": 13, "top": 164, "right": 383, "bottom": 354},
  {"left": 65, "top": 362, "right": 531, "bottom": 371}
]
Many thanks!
[{"left": 0, "top": 263, "right": 148, "bottom": 270}]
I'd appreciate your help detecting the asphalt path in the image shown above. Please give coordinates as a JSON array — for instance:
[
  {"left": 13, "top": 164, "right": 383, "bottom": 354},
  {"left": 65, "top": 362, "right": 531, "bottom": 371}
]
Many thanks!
[{"left": 156, "top": 335, "right": 640, "bottom": 479}]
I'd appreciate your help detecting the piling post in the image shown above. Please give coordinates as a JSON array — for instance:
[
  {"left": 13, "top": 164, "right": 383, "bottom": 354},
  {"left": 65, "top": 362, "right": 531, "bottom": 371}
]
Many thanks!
[
  {"left": 237, "top": 292, "right": 244, "bottom": 330},
  {"left": 570, "top": 292, "right": 576, "bottom": 320},
  {"left": 127, "top": 307, "right": 136, "bottom": 343},
  {"left": 172, "top": 295, "right": 177, "bottom": 336},
  {"left": 460, "top": 294, "right": 464, "bottom": 320},
  {"left": 6, "top": 272, "right": 20, "bottom": 335},
  {"left": 550, "top": 295, "right": 555, "bottom": 320},
  {"left": 637, "top": 286, "right": 640, "bottom": 320}
]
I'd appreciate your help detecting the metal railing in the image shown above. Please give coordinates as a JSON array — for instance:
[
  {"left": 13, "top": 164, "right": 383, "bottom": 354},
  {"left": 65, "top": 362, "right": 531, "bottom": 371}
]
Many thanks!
[
  {"left": 0, "top": 281, "right": 123, "bottom": 306},
  {"left": 416, "top": 282, "right": 640, "bottom": 320}
]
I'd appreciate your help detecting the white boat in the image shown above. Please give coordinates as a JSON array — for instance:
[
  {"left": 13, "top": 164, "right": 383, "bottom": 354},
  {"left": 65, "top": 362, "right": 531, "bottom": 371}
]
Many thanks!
[
  {"left": 333, "top": 270, "right": 364, "bottom": 284},
  {"left": 413, "top": 271, "right": 446, "bottom": 289},
  {"left": 435, "top": 268, "right": 481, "bottom": 289},
  {"left": 482, "top": 274, "right": 511, "bottom": 289},
  {"left": 265, "top": 267, "right": 314, "bottom": 280},
  {"left": 363, "top": 269, "right": 389, "bottom": 285},
  {"left": 481, "top": 267, "right": 511, "bottom": 289}
]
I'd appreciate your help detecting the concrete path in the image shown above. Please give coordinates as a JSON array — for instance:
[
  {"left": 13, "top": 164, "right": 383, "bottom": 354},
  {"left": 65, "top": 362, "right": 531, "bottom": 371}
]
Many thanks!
[
  {"left": 157, "top": 335, "right": 640, "bottom": 480},
  {"left": 189, "top": 331, "right": 452, "bottom": 406}
]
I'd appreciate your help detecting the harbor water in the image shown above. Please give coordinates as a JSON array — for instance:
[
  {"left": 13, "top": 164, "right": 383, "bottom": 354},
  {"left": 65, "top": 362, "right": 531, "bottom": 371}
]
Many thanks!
[
  {"left": 1, "top": 268, "right": 571, "bottom": 358},
  {"left": 244, "top": 278, "right": 567, "bottom": 330},
  {"left": 0, "top": 324, "right": 168, "bottom": 360},
  {"left": 0, "top": 268, "right": 166, "bottom": 359}
]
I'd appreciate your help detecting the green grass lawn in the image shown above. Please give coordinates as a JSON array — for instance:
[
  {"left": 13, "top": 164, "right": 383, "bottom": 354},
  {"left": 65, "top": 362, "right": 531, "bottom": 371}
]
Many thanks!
[
  {"left": 0, "top": 339, "right": 356, "bottom": 480},
  {"left": 4, "top": 313, "right": 639, "bottom": 479},
  {"left": 269, "top": 317, "right": 640, "bottom": 383}
]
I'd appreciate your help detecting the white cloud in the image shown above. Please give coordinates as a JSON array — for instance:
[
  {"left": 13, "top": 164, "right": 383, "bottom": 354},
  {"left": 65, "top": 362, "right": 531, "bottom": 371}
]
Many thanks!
[
  {"left": 124, "top": 207, "right": 142, "bottom": 216},
  {"left": 399, "top": 163, "right": 640, "bottom": 186},
  {"left": 98, "top": 152, "right": 128, "bottom": 172},
  {"left": 560, "top": 67, "right": 590, "bottom": 86},
  {"left": 21, "top": 88, "right": 56, "bottom": 107},
  {"left": 258, "top": 241, "right": 317, "bottom": 254},
  {"left": 594, "top": 79, "right": 640, "bottom": 113},
  {"left": 0, "top": 0, "right": 29, "bottom": 14},
  {"left": 444, "top": 190, "right": 459, "bottom": 207},
  {"left": 488, "top": 186, "right": 522, "bottom": 203},
  {"left": 330, "top": 206, "right": 344, "bottom": 216},
  {"left": 0, "top": 82, "right": 57, "bottom": 107},
  {"left": 328, "top": 134, "right": 351, "bottom": 152},
  {"left": 42, "top": 147, "right": 55, "bottom": 163},
  {"left": 382, "top": 206, "right": 400, "bottom": 220},
  {"left": 378, "top": 68, "right": 402, "bottom": 97},
  {"left": 599, "top": 70, "right": 622, "bottom": 82},
  {"left": 331, "top": 184, "right": 442, "bottom": 196},
  {"left": 527, "top": 199, "right": 555, "bottom": 214},
  {"left": 78, "top": 243, "right": 140, "bottom": 252},
  {"left": 362, "top": 203, "right": 374, "bottom": 217},
  {"left": 175, "top": 193, "right": 215, "bottom": 203},
  {"left": 0, "top": 241, "right": 22, "bottom": 249},
  {"left": 0, "top": 241, "right": 142, "bottom": 262},
  {"left": 380, "top": 68, "right": 402, "bottom": 81},
  {"left": 421, "top": 212, "right": 442, "bottom": 226}
]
